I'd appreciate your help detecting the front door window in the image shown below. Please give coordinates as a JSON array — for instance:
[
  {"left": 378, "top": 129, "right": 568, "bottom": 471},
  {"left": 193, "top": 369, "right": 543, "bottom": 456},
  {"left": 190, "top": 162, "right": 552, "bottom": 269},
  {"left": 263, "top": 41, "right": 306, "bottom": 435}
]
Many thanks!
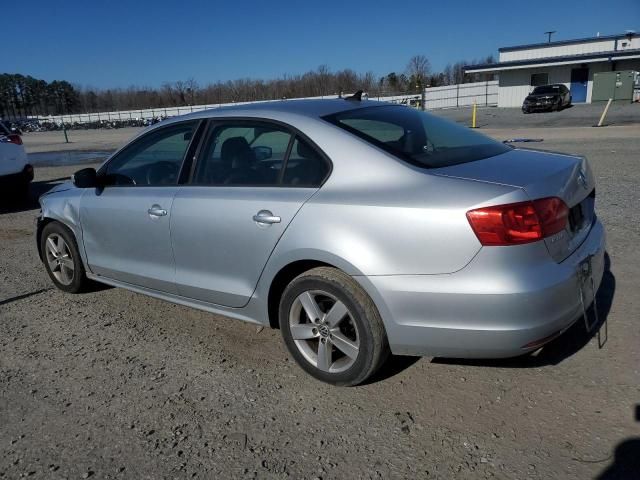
[{"left": 103, "top": 121, "right": 198, "bottom": 186}]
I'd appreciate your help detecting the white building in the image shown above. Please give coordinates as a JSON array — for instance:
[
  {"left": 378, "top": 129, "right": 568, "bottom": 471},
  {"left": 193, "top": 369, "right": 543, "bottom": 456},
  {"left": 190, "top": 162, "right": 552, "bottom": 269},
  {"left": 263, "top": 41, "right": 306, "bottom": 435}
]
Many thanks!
[{"left": 465, "top": 32, "right": 640, "bottom": 107}]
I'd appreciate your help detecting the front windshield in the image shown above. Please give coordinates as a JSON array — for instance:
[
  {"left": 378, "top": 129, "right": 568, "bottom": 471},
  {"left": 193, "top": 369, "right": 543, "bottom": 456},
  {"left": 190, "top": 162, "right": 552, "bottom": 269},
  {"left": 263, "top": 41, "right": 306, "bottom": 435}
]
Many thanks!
[
  {"left": 532, "top": 85, "right": 561, "bottom": 95},
  {"left": 323, "top": 105, "right": 510, "bottom": 169}
]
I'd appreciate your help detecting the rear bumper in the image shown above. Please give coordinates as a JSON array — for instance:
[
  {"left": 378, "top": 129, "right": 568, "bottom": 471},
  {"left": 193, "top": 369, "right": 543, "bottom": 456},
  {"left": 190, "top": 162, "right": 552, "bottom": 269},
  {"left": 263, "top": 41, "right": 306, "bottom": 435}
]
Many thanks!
[{"left": 356, "top": 219, "right": 606, "bottom": 358}]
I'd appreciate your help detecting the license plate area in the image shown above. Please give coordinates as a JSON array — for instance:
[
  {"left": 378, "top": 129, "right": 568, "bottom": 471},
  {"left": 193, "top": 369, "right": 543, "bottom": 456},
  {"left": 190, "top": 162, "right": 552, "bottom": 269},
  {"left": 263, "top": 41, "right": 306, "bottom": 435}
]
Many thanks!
[
  {"left": 569, "top": 204, "right": 585, "bottom": 232},
  {"left": 578, "top": 255, "right": 599, "bottom": 332}
]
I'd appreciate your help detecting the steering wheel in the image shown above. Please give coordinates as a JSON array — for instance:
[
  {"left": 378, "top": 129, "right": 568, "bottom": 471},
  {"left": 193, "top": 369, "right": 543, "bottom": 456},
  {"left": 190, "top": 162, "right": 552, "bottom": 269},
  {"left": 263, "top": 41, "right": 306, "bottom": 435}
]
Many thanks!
[
  {"left": 106, "top": 173, "right": 136, "bottom": 186},
  {"left": 146, "top": 161, "right": 178, "bottom": 185}
]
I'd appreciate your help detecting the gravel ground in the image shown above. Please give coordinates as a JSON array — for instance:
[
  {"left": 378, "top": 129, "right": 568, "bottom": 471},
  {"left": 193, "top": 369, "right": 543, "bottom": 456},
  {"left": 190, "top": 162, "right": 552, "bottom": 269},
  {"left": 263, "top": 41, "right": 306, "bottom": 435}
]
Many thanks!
[
  {"left": 438, "top": 102, "right": 639, "bottom": 129},
  {"left": 1, "top": 122, "right": 639, "bottom": 479},
  {"left": 23, "top": 128, "right": 142, "bottom": 154}
]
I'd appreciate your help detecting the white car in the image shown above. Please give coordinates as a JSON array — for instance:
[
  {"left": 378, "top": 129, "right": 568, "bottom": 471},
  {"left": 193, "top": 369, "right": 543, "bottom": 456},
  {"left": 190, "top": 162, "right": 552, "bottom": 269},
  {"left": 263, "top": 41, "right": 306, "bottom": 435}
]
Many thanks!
[{"left": 0, "top": 122, "right": 32, "bottom": 197}]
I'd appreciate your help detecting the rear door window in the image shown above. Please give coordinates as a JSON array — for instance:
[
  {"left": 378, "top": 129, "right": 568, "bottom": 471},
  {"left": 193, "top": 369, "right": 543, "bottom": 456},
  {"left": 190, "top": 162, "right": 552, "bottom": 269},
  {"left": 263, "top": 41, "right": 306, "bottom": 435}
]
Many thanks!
[
  {"left": 192, "top": 122, "right": 330, "bottom": 187},
  {"left": 193, "top": 122, "right": 292, "bottom": 186},
  {"left": 282, "top": 136, "right": 330, "bottom": 186}
]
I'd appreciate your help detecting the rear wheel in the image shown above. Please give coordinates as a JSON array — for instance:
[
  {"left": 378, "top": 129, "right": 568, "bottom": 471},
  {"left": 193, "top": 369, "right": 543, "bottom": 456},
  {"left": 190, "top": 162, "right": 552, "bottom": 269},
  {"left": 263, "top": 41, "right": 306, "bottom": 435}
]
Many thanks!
[
  {"left": 41, "top": 222, "right": 88, "bottom": 293},
  {"left": 279, "top": 267, "right": 389, "bottom": 386}
]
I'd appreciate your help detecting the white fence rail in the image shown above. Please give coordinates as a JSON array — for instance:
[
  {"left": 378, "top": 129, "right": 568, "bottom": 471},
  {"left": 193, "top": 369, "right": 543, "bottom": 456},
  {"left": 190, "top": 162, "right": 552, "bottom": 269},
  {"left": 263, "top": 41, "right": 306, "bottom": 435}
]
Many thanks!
[
  {"left": 34, "top": 85, "right": 495, "bottom": 125},
  {"left": 37, "top": 94, "right": 422, "bottom": 125},
  {"left": 424, "top": 80, "right": 498, "bottom": 109}
]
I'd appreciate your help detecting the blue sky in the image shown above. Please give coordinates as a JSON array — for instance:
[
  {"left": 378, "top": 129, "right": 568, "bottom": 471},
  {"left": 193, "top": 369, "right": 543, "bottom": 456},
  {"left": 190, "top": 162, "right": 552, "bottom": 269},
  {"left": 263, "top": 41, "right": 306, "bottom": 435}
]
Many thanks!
[{"left": 11, "top": 0, "right": 639, "bottom": 88}]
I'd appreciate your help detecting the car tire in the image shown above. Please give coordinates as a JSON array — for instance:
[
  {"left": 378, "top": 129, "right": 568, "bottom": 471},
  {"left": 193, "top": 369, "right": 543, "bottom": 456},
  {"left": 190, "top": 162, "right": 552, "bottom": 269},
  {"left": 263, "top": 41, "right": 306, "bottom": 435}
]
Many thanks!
[
  {"left": 279, "top": 267, "right": 390, "bottom": 386},
  {"left": 41, "top": 221, "right": 89, "bottom": 293},
  {"left": 522, "top": 108, "right": 530, "bottom": 114}
]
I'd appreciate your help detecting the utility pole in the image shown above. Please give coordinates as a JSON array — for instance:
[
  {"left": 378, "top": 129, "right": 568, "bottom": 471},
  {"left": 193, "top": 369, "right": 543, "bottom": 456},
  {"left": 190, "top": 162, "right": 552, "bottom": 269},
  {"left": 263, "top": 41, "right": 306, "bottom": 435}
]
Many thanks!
[{"left": 544, "top": 31, "right": 556, "bottom": 43}]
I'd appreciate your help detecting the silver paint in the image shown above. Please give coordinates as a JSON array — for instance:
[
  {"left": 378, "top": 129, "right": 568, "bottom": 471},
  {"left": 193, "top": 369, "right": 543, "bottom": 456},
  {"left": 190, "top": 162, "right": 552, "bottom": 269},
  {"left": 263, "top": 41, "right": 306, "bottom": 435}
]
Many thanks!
[{"left": 38, "top": 99, "right": 606, "bottom": 358}]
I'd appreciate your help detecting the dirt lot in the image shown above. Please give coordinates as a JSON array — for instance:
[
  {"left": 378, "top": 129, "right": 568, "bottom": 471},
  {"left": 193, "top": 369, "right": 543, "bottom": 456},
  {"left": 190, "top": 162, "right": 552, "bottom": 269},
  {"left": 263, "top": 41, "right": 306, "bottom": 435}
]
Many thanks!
[
  {"left": 438, "top": 102, "right": 639, "bottom": 129},
  {"left": 2, "top": 117, "right": 639, "bottom": 479}
]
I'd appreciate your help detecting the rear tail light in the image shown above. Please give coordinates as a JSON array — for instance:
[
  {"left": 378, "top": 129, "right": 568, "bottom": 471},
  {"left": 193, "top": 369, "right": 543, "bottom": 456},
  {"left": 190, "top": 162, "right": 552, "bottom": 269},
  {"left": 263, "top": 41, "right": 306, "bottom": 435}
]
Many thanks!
[
  {"left": 0, "top": 134, "right": 23, "bottom": 145},
  {"left": 466, "top": 197, "right": 569, "bottom": 246}
]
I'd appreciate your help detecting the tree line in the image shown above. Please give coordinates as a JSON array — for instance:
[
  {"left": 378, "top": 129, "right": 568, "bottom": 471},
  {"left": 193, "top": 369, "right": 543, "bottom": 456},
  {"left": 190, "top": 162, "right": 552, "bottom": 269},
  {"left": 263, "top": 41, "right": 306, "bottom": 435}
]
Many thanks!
[{"left": 0, "top": 55, "right": 495, "bottom": 119}]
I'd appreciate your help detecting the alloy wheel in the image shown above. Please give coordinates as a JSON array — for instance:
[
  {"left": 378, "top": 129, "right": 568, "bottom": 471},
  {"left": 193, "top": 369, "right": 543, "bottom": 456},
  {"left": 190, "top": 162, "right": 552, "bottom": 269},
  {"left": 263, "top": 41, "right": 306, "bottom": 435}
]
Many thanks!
[
  {"left": 45, "top": 233, "right": 75, "bottom": 286},
  {"left": 288, "top": 289, "right": 360, "bottom": 373}
]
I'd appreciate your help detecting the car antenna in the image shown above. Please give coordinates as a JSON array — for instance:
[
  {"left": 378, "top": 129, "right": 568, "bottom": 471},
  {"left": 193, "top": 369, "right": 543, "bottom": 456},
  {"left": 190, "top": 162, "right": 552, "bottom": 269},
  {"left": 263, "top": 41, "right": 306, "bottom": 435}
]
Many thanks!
[{"left": 345, "top": 90, "right": 364, "bottom": 101}]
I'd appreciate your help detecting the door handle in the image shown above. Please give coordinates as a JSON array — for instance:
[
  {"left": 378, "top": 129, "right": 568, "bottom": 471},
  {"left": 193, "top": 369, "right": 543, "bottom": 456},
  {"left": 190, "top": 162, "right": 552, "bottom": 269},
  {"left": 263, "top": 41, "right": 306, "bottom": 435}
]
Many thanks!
[
  {"left": 148, "top": 205, "right": 167, "bottom": 217},
  {"left": 253, "top": 210, "right": 281, "bottom": 225}
]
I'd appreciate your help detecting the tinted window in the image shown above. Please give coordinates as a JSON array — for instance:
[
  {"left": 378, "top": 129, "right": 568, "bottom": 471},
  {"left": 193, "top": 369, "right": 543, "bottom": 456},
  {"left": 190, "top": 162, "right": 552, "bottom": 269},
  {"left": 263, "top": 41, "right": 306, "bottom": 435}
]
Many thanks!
[
  {"left": 324, "top": 105, "right": 510, "bottom": 168},
  {"left": 193, "top": 123, "right": 292, "bottom": 186},
  {"left": 532, "top": 85, "right": 561, "bottom": 95},
  {"left": 104, "top": 121, "right": 197, "bottom": 186},
  {"left": 282, "top": 137, "right": 329, "bottom": 186}
]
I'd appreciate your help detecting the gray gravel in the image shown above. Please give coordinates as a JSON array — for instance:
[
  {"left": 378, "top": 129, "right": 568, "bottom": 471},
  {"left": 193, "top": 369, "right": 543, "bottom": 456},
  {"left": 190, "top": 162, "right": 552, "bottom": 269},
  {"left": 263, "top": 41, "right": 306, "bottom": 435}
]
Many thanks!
[
  {"left": 438, "top": 102, "right": 639, "bottom": 128},
  {"left": 1, "top": 124, "right": 639, "bottom": 479}
]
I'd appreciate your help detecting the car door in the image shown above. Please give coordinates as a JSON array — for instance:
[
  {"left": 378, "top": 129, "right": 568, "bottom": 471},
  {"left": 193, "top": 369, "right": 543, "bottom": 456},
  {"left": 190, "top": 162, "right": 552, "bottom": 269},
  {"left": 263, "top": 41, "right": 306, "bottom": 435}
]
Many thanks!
[
  {"left": 80, "top": 120, "right": 200, "bottom": 293},
  {"left": 171, "top": 120, "right": 330, "bottom": 307}
]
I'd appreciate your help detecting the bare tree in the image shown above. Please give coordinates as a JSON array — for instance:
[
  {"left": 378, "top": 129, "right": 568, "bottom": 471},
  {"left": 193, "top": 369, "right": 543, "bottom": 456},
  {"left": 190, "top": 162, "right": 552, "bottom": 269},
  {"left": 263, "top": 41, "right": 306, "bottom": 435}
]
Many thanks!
[
  {"left": 2, "top": 54, "right": 496, "bottom": 119},
  {"left": 406, "top": 55, "right": 431, "bottom": 91}
]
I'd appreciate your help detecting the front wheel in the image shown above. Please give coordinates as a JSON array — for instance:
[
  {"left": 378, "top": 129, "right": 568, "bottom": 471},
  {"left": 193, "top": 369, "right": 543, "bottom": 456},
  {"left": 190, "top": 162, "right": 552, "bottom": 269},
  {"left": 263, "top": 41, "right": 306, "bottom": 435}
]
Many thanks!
[
  {"left": 41, "top": 222, "right": 89, "bottom": 293},
  {"left": 279, "top": 267, "right": 389, "bottom": 386}
]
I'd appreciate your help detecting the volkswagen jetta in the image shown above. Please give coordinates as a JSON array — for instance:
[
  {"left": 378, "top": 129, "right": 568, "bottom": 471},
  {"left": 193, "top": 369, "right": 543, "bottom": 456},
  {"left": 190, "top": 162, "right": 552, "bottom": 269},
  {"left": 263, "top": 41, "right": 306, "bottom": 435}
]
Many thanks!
[{"left": 37, "top": 98, "right": 605, "bottom": 386}]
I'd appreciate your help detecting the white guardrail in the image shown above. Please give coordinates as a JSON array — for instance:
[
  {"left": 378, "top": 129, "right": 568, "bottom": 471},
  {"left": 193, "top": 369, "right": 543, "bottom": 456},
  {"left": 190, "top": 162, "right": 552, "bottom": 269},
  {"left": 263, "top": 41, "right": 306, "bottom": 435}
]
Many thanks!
[
  {"left": 35, "top": 83, "right": 497, "bottom": 125},
  {"left": 424, "top": 80, "right": 498, "bottom": 109},
  {"left": 36, "top": 94, "right": 423, "bottom": 125}
]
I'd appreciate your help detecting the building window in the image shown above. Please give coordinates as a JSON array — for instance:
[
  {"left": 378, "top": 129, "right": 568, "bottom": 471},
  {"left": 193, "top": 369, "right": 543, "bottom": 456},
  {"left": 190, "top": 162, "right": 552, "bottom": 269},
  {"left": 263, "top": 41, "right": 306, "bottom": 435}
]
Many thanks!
[{"left": 530, "top": 73, "right": 549, "bottom": 86}]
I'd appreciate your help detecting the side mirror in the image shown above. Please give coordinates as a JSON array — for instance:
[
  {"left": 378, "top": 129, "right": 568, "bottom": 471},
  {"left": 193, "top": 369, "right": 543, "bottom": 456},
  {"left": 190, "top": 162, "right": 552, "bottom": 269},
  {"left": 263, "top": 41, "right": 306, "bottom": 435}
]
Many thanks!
[
  {"left": 252, "top": 146, "right": 273, "bottom": 161},
  {"left": 72, "top": 167, "right": 98, "bottom": 188}
]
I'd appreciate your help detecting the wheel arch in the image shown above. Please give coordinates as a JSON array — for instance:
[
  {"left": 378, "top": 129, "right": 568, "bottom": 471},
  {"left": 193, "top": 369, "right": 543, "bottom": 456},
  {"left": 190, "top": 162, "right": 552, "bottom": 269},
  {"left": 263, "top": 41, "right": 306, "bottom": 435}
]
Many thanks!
[
  {"left": 37, "top": 217, "right": 66, "bottom": 261},
  {"left": 266, "top": 260, "right": 334, "bottom": 329},
  {"left": 37, "top": 216, "right": 82, "bottom": 263}
]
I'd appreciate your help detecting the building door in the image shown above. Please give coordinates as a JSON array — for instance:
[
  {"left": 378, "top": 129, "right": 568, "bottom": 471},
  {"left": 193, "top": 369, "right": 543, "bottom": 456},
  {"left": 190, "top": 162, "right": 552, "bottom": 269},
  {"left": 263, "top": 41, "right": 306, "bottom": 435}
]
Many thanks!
[{"left": 570, "top": 68, "right": 589, "bottom": 103}]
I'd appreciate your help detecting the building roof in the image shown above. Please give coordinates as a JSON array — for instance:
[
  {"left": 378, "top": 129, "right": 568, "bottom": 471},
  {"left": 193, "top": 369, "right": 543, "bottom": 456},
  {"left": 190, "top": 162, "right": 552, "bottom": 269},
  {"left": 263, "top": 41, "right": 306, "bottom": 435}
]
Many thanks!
[
  {"left": 498, "top": 32, "right": 637, "bottom": 52},
  {"left": 465, "top": 48, "right": 640, "bottom": 73}
]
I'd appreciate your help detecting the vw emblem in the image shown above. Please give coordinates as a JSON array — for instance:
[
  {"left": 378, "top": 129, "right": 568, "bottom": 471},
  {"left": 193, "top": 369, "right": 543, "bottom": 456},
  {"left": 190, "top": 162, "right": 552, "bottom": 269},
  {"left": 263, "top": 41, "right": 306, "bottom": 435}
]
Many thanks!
[
  {"left": 577, "top": 168, "right": 588, "bottom": 189},
  {"left": 318, "top": 324, "right": 330, "bottom": 338}
]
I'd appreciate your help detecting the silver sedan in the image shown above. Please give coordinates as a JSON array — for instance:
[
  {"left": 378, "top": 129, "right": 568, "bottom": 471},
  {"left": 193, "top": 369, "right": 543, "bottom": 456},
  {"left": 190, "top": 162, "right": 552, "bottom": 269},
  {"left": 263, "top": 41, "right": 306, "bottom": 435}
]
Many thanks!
[{"left": 37, "top": 98, "right": 606, "bottom": 386}]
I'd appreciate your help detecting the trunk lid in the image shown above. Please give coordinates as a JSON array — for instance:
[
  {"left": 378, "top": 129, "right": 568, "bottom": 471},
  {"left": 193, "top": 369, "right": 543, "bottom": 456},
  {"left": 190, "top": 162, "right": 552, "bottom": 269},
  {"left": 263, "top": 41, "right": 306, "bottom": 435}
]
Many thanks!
[{"left": 433, "top": 148, "right": 596, "bottom": 262}]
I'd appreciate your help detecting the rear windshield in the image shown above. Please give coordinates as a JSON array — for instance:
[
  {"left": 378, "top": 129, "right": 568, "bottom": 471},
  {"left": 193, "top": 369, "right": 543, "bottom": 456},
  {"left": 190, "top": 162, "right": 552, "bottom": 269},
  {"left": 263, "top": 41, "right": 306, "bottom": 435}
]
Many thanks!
[
  {"left": 532, "top": 85, "right": 561, "bottom": 94},
  {"left": 323, "top": 105, "right": 510, "bottom": 168}
]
